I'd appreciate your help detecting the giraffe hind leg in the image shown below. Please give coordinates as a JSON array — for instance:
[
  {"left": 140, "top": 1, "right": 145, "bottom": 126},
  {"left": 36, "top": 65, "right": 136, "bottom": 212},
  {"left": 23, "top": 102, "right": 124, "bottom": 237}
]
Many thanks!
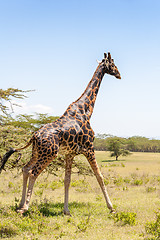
[
  {"left": 18, "top": 170, "right": 29, "bottom": 210},
  {"left": 18, "top": 147, "right": 38, "bottom": 211},
  {"left": 18, "top": 155, "right": 58, "bottom": 214},
  {"left": 17, "top": 173, "right": 36, "bottom": 214}
]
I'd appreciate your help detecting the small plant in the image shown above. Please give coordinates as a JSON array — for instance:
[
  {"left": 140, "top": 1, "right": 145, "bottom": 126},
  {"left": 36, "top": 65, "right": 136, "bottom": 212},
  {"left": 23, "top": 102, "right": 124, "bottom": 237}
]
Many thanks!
[
  {"left": 55, "top": 231, "right": 66, "bottom": 239},
  {"left": 145, "top": 211, "right": 160, "bottom": 239},
  {"left": 133, "top": 179, "right": 143, "bottom": 186},
  {"left": 39, "top": 182, "right": 49, "bottom": 189},
  {"left": 121, "top": 163, "right": 125, "bottom": 167},
  {"left": 123, "top": 186, "right": 128, "bottom": 191},
  {"left": 35, "top": 189, "right": 44, "bottom": 198},
  {"left": 142, "top": 173, "right": 150, "bottom": 184},
  {"left": 146, "top": 186, "right": 156, "bottom": 193},
  {"left": 104, "top": 177, "right": 110, "bottom": 185},
  {"left": 113, "top": 176, "right": 124, "bottom": 186},
  {"left": 112, "top": 211, "right": 137, "bottom": 226},
  {"left": 50, "top": 180, "right": 63, "bottom": 191},
  {"left": 76, "top": 214, "right": 91, "bottom": 232},
  {"left": 71, "top": 179, "right": 90, "bottom": 192},
  {"left": 96, "top": 195, "right": 102, "bottom": 201},
  {"left": 131, "top": 172, "right": 138, "bottom": 179},
  {"left": 71, "top": 179, "right": 85, "bottom": 187},
  {"left": 124, "top": 177, "right": 131, "bottom": 184},
  {"left": 14, "top": 197, "right": 19, "bottom": 210},
  {"left": 108, "top": 163, "right": 119, "bottom": 167},
  {"left": 8, "top": 181, "right": 14, "bottom": 188}
]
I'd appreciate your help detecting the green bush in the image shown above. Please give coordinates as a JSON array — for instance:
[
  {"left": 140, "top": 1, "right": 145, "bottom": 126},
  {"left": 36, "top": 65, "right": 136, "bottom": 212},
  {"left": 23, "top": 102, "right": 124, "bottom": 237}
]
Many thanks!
[
  {"left": 50, "top": 180, "right": 63, "bottom": 191},
  {"left": 113, "top": 176, "right": 124, "bottom": 186},
  {"left": 113, "top": 211, "right": 137, "bottom": 226},
  {"left": 145, "top": 211, "right": 160, "bottom": 239},
  {"left": 124, "top": 177, "right": 131, "bottom": 184},
  {"left": 71, "top": 179, "right": 91, "bottom": 192},
  {"left": 146, "top": 186, "right": 156, "bottom": 193},
  {"left": 76, "top": 214, "right": 91, "bottom": 232},
  {"left": 133, "top": 179, "right": 143, "bottom": 186}
]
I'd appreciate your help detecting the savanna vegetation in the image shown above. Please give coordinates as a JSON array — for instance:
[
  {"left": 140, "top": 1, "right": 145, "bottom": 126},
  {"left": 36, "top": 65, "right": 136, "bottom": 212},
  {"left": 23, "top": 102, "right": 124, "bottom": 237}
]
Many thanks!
[
  {"left": 1, "top": 152, "right": 160, "bottom": 239},
  {"left": 94, "top": 134, "right": 160, "bottom": 153},
  {"left": 1, "top": 88, "right": 160, "bottom": 239}
]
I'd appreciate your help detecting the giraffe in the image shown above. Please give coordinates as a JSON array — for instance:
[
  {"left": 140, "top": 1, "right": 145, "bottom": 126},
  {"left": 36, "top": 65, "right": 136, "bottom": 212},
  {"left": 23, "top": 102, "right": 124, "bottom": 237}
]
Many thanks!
[{"left": 1, "top": 52, "right": 121, "bottom": 215}]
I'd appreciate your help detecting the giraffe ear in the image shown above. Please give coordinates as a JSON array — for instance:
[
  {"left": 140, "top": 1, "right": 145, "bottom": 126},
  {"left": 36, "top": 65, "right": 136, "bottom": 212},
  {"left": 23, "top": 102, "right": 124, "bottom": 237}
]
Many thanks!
[
  {"left": 96, "top": 59, "right": 101, "bottom": 64},
  {"left": 104, "top": 52, "right": 107, "bottom": 59}
]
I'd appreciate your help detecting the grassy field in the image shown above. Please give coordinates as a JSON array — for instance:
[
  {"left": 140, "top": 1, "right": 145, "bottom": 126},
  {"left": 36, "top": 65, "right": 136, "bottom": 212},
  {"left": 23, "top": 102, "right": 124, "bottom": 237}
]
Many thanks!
[{"left": 0, "top": 151, "right": 160, "bottom": 239}]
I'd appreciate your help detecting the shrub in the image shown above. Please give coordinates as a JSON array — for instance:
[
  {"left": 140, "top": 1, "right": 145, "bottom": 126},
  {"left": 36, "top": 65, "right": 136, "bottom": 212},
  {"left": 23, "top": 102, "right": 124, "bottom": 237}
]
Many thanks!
[
  {"left": 76, "top": 214, "right": 91, "bottom": 232},
  {"left": 133, "top": 179, "right": 143, "bottom": 186},
  {"left": 50, "top": 180, "right": 63, "bottom": 191},
  {"left": 113, "top": 211, "right": 137, "bottom": 226},
  {"left": 145, "top": 211, "right": 160, "bottom": 239},
  {"left": 113, "top": 176, "right": 124, "bottom": 186},
  {"left": 8, "top": 181, "right": 14, "bottom": 188},
  {"left": 121, "top": 163, "right": 125, "bottom": 167},
  {"left": 71, "top": 179, "right": 90, "bottom": 192},
  {"left": 96, "top": 195, "right": 102, "bottom": 201},
  {"left": 146, "top": 186, "right": 156, "bottom": 193},
  {"left": 124, "top": 177, "right": 131, "bottom": 184}
]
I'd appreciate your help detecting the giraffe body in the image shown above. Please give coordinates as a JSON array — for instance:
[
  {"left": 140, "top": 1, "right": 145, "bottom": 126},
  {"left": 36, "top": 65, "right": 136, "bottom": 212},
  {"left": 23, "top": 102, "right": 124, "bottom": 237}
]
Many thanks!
[{"left": 1, "top": 52, "right": 121, "bottom": 215}]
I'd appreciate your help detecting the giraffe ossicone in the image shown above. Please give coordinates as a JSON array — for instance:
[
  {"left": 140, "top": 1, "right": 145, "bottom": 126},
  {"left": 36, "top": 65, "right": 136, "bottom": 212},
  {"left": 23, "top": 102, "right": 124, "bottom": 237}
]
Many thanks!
[{"left": 1, "top": 52, "right": 121, "bottom": 215}]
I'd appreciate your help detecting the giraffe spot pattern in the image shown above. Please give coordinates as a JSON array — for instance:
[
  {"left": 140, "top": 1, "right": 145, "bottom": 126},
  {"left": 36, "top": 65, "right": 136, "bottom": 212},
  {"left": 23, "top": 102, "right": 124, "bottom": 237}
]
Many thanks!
[
  {"left": 10, "top": 53, "right": 122, "bottom": 215},
  {"left": 29, "top": 111, "right": 95, "bottom": 177},
  {"left": 23, "top": 56, "right": 121, "bottom": 178}
]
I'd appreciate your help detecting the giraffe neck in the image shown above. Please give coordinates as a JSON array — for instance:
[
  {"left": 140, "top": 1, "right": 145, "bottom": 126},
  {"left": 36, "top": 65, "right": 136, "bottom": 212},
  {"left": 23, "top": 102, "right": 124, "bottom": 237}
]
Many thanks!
[{"left": 73, "top": 63, "right": 105, "bottom": 120}]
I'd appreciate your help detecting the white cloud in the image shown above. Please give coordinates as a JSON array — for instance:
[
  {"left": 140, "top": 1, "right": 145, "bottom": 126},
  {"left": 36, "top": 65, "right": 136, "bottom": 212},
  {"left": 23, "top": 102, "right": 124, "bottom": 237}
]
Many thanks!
[{"left": 9, "top": 101, "right": 54, "bottom": 115}]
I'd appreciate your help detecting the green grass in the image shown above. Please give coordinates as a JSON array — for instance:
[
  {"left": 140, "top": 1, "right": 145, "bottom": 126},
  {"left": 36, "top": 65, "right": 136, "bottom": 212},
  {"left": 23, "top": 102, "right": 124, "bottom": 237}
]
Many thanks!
[{"left": 0, "top": 151, "right": 160, "bottom": 239}]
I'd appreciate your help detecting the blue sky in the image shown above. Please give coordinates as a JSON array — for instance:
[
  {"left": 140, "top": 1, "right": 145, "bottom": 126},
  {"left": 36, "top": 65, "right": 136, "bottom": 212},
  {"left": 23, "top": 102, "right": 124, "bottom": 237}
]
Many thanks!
[{"left": 1, "top": 0, "right": 160, "bottom": 138}]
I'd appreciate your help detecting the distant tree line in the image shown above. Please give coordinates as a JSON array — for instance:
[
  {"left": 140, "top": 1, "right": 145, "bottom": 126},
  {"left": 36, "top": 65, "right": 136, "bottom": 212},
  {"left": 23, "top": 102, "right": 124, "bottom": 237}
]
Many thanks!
[{"left": 93, "top": 134, "right": 160, "bottom": 153}]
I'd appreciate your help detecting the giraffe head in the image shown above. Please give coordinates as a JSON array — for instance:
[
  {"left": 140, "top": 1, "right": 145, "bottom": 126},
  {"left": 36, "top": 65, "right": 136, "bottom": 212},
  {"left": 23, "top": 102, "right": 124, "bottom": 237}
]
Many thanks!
[{"left": 101, "top": 52, "right": 121, "bottom": 79}]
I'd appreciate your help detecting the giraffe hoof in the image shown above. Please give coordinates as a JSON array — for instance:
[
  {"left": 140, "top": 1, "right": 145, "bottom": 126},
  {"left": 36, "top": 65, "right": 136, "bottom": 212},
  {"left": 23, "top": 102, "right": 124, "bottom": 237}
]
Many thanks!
[
  {"left": 110, "top": 208, "right": 116, "bottom": 214},
  {"left": 16, "top": 207, "right": 28, "bottom": 215},
  {"left": 16, "top": 209, "right": 24, "bottom": 215},
  {"left": 63, "top": 210, "right": 72, "bottom": 216}
]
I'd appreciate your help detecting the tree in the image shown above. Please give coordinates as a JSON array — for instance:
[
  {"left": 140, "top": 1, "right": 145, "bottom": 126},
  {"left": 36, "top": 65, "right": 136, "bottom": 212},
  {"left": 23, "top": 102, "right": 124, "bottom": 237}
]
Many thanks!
[
  {"left": 2, "top": 113, "right": 59, "bottom": 131},
  {"left": 108, "top": 137, "right": 130, "bottom": 161},
  {"left": 0, "top": 88, "right": 31, "bottom": 117}
]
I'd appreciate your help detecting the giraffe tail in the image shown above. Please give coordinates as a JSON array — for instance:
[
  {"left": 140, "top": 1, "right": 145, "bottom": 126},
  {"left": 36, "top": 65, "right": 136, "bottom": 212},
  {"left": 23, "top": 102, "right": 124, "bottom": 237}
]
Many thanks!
[{"left": 0, "top": 138, "right": 33, "bottom": 174}]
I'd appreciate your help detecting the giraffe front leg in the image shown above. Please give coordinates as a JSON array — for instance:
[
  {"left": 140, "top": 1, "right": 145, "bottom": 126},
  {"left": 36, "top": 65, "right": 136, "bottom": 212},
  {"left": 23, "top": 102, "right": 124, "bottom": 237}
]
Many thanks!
[
  {"left": 83, "top": 148, "right": 114, "bottom": 213},
  {"left": 17, "top": 150, "right": 58, "bottom": 214},
  {"left": 64, "top": 156, "right": 73, "bottom": 215}
]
